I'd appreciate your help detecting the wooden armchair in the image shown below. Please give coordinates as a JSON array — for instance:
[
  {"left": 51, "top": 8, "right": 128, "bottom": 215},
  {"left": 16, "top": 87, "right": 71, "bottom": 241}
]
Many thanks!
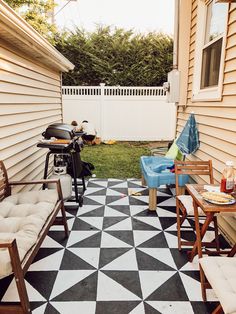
[{"left": 0, "top": 160, "right": 69, "bottom": 314}]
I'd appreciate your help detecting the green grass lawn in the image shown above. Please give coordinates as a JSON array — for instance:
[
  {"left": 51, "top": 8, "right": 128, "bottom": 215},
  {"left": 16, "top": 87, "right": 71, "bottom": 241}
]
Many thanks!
[{"left": 80, "top": 142, "right": 152, "bottom": 179}]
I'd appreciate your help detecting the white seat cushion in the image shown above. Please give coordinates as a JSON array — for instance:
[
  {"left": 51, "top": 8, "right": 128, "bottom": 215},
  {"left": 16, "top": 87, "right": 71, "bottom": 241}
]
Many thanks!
[
  {"left": 200, "top": 257, "right": 236, "bottom": 314},
  {"left": 177, "top": 195, "right": 205, "bottom": 216},
  {"left": 0, "top": 190, "right": 58, "bottom": 278}
]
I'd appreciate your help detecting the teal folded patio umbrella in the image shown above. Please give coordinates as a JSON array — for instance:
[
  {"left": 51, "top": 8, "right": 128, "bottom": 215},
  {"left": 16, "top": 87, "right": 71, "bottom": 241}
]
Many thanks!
[{"left": 176, "top": 112, "right": 199, "bottom": 155}]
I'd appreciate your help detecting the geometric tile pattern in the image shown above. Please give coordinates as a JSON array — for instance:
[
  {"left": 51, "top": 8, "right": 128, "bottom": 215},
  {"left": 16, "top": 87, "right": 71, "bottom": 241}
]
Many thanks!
[{"left": 0, "top": 178, "right": 221, "bottom": 313}]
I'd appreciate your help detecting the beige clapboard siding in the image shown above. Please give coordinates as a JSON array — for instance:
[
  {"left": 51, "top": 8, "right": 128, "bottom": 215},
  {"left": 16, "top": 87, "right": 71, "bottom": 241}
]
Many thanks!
[
  {"left": 0, "top": 43, "right": 63, "bottom": 186},
  {"left": 177, "top": 1, "right": 236, "bottom": 186}
]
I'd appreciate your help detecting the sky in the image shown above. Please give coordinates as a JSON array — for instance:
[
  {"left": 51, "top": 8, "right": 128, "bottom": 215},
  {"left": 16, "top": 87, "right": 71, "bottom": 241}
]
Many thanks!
[{"left": 55, "top": 0, "right": 175, "bottom": 35}]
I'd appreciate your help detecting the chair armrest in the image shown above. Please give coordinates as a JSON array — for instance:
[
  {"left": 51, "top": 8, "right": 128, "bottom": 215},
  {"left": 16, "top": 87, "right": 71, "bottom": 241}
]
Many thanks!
[
  {"left": 9, "top": 179, "right": 60, "bottom": 186},
  {"left": 0, "top": 239, "right": 14, "bottom": 248}
]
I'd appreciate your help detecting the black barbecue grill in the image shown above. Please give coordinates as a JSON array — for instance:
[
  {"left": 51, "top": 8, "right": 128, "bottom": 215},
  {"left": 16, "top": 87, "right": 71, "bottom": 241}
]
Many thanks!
[{"left": 37, "top": 123, "right": 87, "bottom": 206}]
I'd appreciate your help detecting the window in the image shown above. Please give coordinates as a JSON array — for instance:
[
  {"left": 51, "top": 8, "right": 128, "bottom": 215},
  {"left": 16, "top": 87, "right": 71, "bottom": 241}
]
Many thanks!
[{"left": 192, "top": 0, "right": 228, "bottom": 101}]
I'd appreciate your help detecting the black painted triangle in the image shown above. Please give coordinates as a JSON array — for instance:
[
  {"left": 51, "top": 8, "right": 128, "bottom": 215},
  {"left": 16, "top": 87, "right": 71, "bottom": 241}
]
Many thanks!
[
  {"left": 51, "top": 271, "right": 98, "bottom": 301},
  {"left": 60, "top": 249, "right": 95, "bottom": 270},
  {"left": 83, "top": 196, "right": 103, "bottom": 205},
  {"left": 144, "top": 302, "right": 162, "bottom": 314},
  {"left": 181, "top": 270, "right": 201, "bottom": 282},
  {"left": 70, "top": 232, "right": 102, "bottom": 248},
  {"left": 47, "top": 231, "right": 69, "bottom": 247},
  {"left": 103, "top": 216, "right": 127, "bottom": 229},
  {"left": 146, "top": 272, "right": 188, "bottom": 301},
  {"left": 80, "top": 206, "right": 105, "bottom": 217},
  {"left": 132, "top": 217, "right": 160, "bottom": 231},
  {"left": 135, "top": 209, "right": 157, "bottom": 217},
  {"left": 106, "top": 230, "right": 134, "bottom": 246},
  {"left": 106, "top": 196, "right": 124, "bottom": 205},
  {"left": 29, "top": 302, "right": 48, "bottom": 312},
  {"left": 109, "top": 205, "right": 130, "bottom": 216},
  {"left": 0, "top": 274, "right": 13, "bottom": 300},
  {"left": 64, "top": 206, "right": 79, "bottom": 216},
  {"left": 167, "top": 230, "right": 196, "bottom": 242},
  {"left": 99, "top": 248, "right": 131, "bottom": 269},
  {"left": 44, "top": 303, "right": 61, "bottom": 314},
  {"left": 96, "top": 301, "right": 140, "bottom": 314},
  {"left": 108, "top": 181, "right": 125, "bottom": 187},
  {"left": 25, "top": 271, "right": 58, "bottom": 300},
  {"left": 135, "top": 249, "right": 175, "bottom": 271},
  {"left": 102, "top": 270, "right": 142, "bottom": 298},
  {"left": 72, "top": 217, "right": 99, "bottom": 231},
  {"left": 191, "top": 301, "right": 219, "bottom": 314},
  {"left": 138, "top": 232, "right": 169, "bottom": 248},
  {"left": 128, "top": 181, "right": 144, "bottom": 188},
  {"left": 87, "top": 181, "right": 107, "bottom": 188},
  {"left": 32, "top": 248, "right": 63, "bottom": 263},
  {"left": 157, "top": 187, "right": 172, "bottom": 195},
  {"left": 157, "top": 196, "right": 173, "bottom": 205},
  {"left": 129, "top": 197, "right": 148, "bottom": 206},
  {"left": 170, "top": 248, "right": 190, "bottom": 270},
  {"left": 159, "top": 217, "right": 177, "bottom": 230},
  {"left": 109, "top": 187, "right": 128, "bottom": 195}
]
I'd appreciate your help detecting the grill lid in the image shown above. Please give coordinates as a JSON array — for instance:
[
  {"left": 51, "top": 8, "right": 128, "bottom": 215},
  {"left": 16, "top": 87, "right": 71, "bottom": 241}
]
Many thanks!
[{"left": 42, "top": 123, "right": 76, "bottom": 139}]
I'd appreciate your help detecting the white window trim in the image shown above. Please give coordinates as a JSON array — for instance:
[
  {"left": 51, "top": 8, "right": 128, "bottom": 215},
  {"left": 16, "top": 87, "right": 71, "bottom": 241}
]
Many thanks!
[{"left": 192, "top": 0, "right": 228, "bottom": 102}]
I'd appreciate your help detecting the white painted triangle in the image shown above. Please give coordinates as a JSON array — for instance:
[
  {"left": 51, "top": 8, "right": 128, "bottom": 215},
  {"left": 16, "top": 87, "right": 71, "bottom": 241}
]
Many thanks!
[
  {"left": 109, "top": 181, "right": 128, "bottom": 188},
  {"left": 85, "top": 195, "right": 106, "bottom": 205},
  {"left": 29, "top": 249, "right": 64, "bottom": 271},
  {"left": 108, "top": 196, "right": 129, "bottom": 205},
  {"left": 51, "top": 301, "right": 96, "bottom": 314},
  {"left": 77, "top": 205, "right": 102, "bottom": 216},
  {"left": 158, "top": 197, "right": 176, "bottom": 207},
  {"left": 139, "top": 271, "right": 176, "bottom": 299},
  {"left": 68, "top": 248, "right": 100, "bottom": 268},
  {"left": 91, "top": 180, "right": 108, "bottom": 187},
  {"left": 32, "top": 303, "right": 47, "bottom": 314},
  {"left": 106, "top": 188, "right": 127, "bottom": 196},
  {"left": 97, "top": 271, "right": 140, "bottom": 301},
  {"left": 133, "top": 230, "right": 160, "bottom": 246},
  {"left": 66, "top": 230, "right": 99, "bottom": 247},
  {"left": 165, "top": 219, "right": 191, "bottom": 231},
  {"left": 104, "top": 205, "right": 128, "bottom": 217},
  {"left": 137, "top": 248, "right": 177, "bottom": 270},
  {"left": 163, "top": 232, "right": 179, "bottom": 248},
  {"left": 102, "top": 248, "right": 138, "bottom": 270},
  {"left": 105, "top": 217, "right": 132, "bottom": 231},
  {"left": 133, "top": 216, "right": 162, "bottom": 230},
  {"left": 128, "top": 188, "right": 146, "bottom": 195},
  {"left": 179, "top": 255, "right": 200, "bottom": 271},
  {"left": 84, "top": 187, "right": 105, "bottom": 195},
  {"left": 41, "top": 235, "right": 64, "bottom": 248},
  {"left": 101, "top": 231, "right": 132, "bottom": 248},
  {"left": 146, "top": 301, "right": 194, "bottom": 314},
  {"left": 108, "top": 178, "right": 123, "bottom": 182},
  {"left": 129, "top": 302, "right": 145, "bottom": 313},
  {"left": 50, "top": 270, "right": 96, "bottom": 299},
  {"left": 79, "top": 216, "right": 103, "bottom": 230},
  {"left": 130, "top": 205, "right": 148, "bottom": 216},
  {"left": 3, "top": 279, "right": 46, "bottom": 302},
  {"left": 156, "top": 207, "right": 176, "bottom": 217}
]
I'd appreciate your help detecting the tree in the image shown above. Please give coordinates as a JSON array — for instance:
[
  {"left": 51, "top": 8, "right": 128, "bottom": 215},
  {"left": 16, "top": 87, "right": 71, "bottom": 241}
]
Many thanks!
[
  {"left": 4, "top": 0, "right": 57, "bottom": 41},
  {"left": 55, "top": 26, "right": 173, "bottom": 86}
]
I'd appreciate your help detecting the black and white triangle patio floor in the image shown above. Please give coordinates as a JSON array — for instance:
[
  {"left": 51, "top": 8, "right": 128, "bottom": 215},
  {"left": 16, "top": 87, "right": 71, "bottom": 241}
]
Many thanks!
[{"left": 0, "top": 179, "right": 222, "bottom": 313}]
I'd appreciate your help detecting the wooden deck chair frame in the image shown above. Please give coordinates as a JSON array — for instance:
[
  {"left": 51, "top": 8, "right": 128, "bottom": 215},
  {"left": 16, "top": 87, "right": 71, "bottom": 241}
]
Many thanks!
[
  {"left": 174, "top": 160, "right": 219, "bottom": 251},
  {"left": 0, "top": 160, "right": 69, "bottom": 314}
]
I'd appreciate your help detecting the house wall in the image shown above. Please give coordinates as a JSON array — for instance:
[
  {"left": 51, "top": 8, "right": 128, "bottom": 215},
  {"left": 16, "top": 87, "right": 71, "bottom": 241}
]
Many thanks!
[
  {"left": 177, "top": 0, "right": 236, "bottom": 185},
  {"left": 0, "top": 39, "right": 62, "bottom": 190}
]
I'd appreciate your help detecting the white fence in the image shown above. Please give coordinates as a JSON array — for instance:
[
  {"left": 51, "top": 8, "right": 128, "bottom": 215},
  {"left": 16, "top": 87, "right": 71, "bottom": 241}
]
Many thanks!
[{"left": 62, "top": 85, "right": 176, "bottom": 141}]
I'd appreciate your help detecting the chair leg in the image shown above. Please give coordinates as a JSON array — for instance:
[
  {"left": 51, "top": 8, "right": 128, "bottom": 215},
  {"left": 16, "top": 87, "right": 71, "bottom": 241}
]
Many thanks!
[
  {"left": 9, "top": 240, "right": 31, "bottom": 314},
  {"left": 199, "top": 264, "right": 207, "bottom": 302},
  {"left": 212, "top": 304, "right": 223, "bottom": 314},
  {"left": 149, "top": 188, "right": 157, "bottom": 211},
  {"left": 61, "top": 202, "right": 69, "bottom": 238},
  {"left": 213, "top": 216, "right": 220, "bottom": 252},
  {"left": 176, "top": 201, "right": 182, "bottom": 251}
]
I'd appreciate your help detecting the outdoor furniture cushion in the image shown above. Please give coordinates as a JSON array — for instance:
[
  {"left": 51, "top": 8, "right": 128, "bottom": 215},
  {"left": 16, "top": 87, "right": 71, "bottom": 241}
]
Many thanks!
[
  {"left": 177, "top": 195, "right": 205, "bottom": 216},
  {"left": 140, "top": 156, "right": 188, "bottom": 188},
  {"left": 199, "top": 257, "right": 236, "bottom": 314},
  {"left": 0, "top": 190, "right": 58, "bottom": 278}
]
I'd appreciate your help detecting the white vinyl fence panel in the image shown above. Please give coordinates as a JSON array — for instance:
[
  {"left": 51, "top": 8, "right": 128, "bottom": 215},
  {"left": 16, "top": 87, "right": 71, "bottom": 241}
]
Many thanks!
[{"left": 62, "top": 85, "right": 176, "bottom": 141}]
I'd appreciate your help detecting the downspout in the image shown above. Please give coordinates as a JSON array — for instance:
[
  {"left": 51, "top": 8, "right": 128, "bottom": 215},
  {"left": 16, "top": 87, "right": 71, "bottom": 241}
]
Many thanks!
[{"left": 173, "top": 0, "right": 180, "bottom": 70}]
